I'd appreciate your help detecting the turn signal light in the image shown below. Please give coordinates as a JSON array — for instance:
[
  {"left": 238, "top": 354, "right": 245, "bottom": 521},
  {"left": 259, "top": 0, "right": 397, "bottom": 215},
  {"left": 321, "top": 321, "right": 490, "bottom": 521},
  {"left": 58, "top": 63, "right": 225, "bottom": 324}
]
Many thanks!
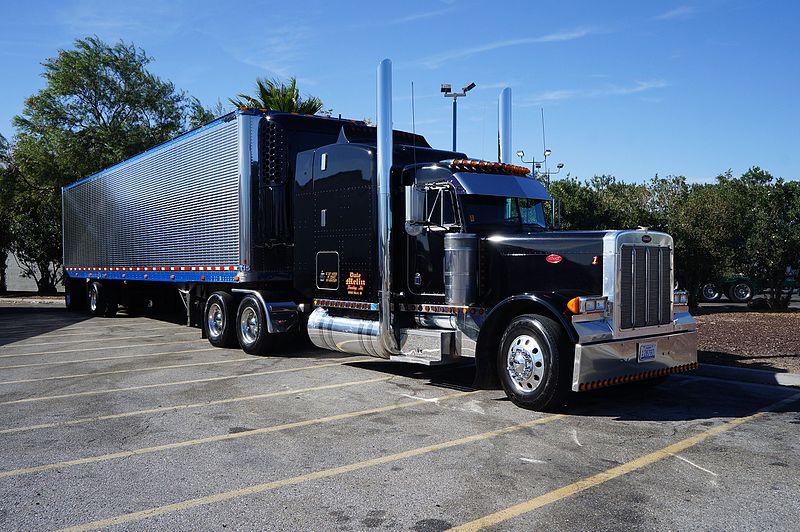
[{"left": 567, "top": 296, "right": 608, "bottom": 315}]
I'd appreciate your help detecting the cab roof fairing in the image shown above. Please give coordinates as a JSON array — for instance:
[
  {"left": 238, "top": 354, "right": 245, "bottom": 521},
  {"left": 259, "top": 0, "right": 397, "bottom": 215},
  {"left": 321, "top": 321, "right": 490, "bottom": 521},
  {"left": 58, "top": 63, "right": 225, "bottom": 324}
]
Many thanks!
[{"left": 403, "top": 164, "right": 553, "bottom": 202}]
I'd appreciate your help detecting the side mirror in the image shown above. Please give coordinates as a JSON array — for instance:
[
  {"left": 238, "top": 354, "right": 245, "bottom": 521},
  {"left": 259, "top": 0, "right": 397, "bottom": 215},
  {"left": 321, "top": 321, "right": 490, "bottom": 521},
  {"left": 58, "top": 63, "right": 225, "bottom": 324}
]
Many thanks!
[{"left": 404, "top": 185, "right": 426, "bottom": 236}]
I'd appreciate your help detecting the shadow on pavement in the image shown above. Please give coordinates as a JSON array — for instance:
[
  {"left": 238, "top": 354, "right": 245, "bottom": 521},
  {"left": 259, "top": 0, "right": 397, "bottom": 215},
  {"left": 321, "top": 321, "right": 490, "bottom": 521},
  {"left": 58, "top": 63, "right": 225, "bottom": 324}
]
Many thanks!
[
  {"left": 348, "top": 360, "right": 800, "bottom": 422},
  {"left": 0, "top": 307, "right": 92, "bottom": 347}
]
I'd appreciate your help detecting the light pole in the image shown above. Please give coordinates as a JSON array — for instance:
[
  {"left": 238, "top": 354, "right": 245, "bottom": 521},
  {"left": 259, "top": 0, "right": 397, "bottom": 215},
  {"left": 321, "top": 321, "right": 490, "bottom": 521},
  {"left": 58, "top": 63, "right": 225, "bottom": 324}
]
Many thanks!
[
  {"left": 441, "top": 82, "right": 476, "bottom": 151},
  {"left": 516, "top": 149, "right": 563, "bottom": 188}
]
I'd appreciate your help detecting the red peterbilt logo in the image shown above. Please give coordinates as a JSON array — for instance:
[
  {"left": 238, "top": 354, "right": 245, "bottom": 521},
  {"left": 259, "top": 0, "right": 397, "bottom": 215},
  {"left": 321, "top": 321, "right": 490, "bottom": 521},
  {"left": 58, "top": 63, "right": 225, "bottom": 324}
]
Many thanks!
[{"left": 546, "top": 254, "right": 563, "bottom": 264}]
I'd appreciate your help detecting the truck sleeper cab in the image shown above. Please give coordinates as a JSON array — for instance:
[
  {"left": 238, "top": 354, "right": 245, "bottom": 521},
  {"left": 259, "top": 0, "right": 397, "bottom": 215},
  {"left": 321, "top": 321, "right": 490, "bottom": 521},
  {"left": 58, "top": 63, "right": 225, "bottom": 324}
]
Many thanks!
[{"left": 62, "top": 59, "right": 696, "bottom": 411}]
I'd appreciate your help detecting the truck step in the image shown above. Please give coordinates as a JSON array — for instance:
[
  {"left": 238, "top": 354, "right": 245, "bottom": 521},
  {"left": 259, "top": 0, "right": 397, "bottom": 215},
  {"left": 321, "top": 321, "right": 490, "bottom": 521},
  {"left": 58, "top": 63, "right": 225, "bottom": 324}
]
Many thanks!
[{"left": 391, "top": 329, "right": 459, "bottom": 366}]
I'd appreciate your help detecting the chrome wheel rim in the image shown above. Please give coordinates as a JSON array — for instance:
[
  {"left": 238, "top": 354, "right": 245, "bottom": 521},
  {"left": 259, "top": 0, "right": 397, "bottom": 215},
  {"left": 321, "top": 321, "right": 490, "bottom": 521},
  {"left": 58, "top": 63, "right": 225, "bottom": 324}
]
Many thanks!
[
  {"left": 207, "top": 302, "right": 224, "bottom": 339},
  {"left": 89, "top": 286, "right": 98, "bottom": 313},
  {"left": 733, "top": 283, "right": 751, "bottom": 300},
  {"left": 506, "top": 334, "right": 545, "bottom": 393},
  {"left": 701, "top": 283, "right": 719, "bottom": 300},
  {"left": 239, "top": 306, "right": 259, "bottom": 345}
]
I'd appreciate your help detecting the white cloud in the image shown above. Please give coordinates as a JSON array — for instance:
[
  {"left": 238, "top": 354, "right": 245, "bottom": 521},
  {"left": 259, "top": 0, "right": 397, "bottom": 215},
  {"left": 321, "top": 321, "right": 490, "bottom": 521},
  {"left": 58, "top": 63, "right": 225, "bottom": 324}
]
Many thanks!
[
  {"left": 654, "top": 6, "right": 696, "bottom": 20},
  {"left": 391, "top": 7, "right": 455, "bottom": 24},
  {"left": 521, "top": 80, "right": 668, "bottom": 105},
  {"left": 413, "top": 27, "right": 599, "bottom": 69}
]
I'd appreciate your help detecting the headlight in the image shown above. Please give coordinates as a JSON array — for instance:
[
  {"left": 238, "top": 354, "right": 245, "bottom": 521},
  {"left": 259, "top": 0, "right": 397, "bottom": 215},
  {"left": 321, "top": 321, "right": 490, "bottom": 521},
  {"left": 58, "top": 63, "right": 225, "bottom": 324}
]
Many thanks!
[
  {"left": 673, "top": 290, "right": 688, "bottom": 305},
  {"left": 567, "top": 296, "right": 609, "bottom": 315}
]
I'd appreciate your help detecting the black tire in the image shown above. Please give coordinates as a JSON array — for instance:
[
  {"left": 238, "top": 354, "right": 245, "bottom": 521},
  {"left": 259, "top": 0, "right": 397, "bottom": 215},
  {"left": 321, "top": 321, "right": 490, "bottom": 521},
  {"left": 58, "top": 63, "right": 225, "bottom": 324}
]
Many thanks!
[
  {"left": 65, "top": 278, "right": 87, "bottom": 311},
  {"left": 87, "top": 281, "right": 107, "bottom": 317},
  {"left": 699, "top": 282, "right": 722, "bottom": 302},
  {"left": 203, "top": 292, "right": 237, "bottom": 348},
  {"left": 728, "top": 282, "right": 754, "bottom": 303},
  {"left": 497, "top": 314, "right": 572, "bottom": 411},
  {"left": 235, "top": 295, "right": 276, "bottom": 356}
]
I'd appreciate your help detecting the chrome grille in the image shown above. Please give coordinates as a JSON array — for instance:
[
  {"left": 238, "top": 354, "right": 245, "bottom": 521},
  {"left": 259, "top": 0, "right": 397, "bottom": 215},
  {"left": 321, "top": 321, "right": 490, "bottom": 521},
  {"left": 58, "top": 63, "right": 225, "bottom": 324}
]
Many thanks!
[
  {"left": 619, "top": 245, "right": 672, "bottom": 329},
  {"left": 62, "top": 116, "right": 241, "bottom": 268}
]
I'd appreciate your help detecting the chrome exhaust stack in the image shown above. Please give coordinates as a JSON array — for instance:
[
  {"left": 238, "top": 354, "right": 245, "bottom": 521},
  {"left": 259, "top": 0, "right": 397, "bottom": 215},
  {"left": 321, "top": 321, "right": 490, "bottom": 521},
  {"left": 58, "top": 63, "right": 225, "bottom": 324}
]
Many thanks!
[
  {"left": 498, "top": 87, "right": 512, "bottom": 163},
  {"left": 376, "top": 58, "right": 399, "bottom": 357},
  {"left": 307, "top": 59, "right": 398, "bottom": 359}
]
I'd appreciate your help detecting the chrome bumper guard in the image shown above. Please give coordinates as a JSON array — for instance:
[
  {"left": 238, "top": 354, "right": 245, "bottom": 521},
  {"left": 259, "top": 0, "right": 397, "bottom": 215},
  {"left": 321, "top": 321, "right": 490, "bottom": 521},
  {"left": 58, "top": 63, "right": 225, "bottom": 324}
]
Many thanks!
[{"left": 571, "top": 329, "right": 698, "bottom": 392}]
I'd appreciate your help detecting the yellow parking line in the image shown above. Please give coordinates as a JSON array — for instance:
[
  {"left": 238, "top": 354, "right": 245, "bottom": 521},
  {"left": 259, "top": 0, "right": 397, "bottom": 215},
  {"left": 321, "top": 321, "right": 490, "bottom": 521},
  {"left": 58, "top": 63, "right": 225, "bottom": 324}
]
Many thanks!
[
  {"left": 0, "top": 347, "right": 218, "bottom": 370},
  {"left": 59, "top": 414, "right": 563, "bottom": 531},
  {"left": 0, "top": 333, "right": 200, "bottom": 359},
  {"left": 0, "top": 388, "right": 476, "bottom": 479},
  {"left": 2, "top": 374, "right": 388, "bottom": 437},
  {"left": 0, "top": 332, "right": 193, "bottom": 348},
  {"left": 0, "top": 358, "right": 374, "bottom": 411},
  {"left": 0, "top": 356, "right": 257, "bottom": 386},
  {"left": 449, "top": 391, "right": 800, "bottom": 531},
  {"left": 0, "top": 325, "right": 183, "bottom": 341}
]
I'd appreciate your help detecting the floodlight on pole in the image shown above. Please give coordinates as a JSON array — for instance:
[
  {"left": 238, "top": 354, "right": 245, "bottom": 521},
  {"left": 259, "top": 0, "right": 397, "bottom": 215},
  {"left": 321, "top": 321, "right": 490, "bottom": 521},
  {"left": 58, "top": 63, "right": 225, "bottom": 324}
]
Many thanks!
[{"left": 441, "top": 81, "right": 476, "bottom": 151}]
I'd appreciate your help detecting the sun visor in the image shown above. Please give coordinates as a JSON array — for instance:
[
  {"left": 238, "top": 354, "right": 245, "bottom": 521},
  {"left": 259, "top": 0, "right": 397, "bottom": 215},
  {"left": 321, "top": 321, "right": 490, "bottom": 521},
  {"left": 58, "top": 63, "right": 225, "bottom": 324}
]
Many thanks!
[{"left": 448, "top": 172, "right": 552, "bottom": 201}]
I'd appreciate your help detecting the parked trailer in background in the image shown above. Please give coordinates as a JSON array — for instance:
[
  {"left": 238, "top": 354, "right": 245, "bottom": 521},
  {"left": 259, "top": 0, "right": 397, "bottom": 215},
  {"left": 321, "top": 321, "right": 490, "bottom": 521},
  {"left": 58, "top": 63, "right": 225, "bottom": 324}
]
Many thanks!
[{"left": 63, "top": 59, "right": 697, "bottom": 410}]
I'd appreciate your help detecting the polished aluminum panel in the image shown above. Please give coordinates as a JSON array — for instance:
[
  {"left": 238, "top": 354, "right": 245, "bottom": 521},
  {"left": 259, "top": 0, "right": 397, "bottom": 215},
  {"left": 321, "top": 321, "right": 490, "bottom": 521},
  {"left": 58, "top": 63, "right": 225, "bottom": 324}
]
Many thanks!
[{"left": 63, "top": 114, "right": 248, "bottom": 268}]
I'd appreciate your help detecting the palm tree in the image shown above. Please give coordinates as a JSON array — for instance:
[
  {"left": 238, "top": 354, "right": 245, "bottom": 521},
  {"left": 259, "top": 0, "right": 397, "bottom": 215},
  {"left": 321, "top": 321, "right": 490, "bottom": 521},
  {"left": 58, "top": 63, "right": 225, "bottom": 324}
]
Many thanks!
[{"left": 230, "top": 77, "right": 327, "bottom": 115}]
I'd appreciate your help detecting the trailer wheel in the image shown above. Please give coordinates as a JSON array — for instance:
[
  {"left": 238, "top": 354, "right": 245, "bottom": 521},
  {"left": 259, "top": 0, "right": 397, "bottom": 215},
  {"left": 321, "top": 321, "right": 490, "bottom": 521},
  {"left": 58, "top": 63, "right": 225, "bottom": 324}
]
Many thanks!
[
  {"left": 699, "top": 282, "right": 722, "bottom": 302},
  {"left": 728, "top": 282, "right": 753, "bottom": 303},
  {"left": 87, "top": 282, "right": 108, "bottom": 317},
  {"left": 497, "top": 314, "right": 571, "bottom": 411},
  {"left": 203, "top": 292, "right": 237, "bottom": 348},
  {"left": 235, "top": 295, "right": 276, "bottom": 356}
]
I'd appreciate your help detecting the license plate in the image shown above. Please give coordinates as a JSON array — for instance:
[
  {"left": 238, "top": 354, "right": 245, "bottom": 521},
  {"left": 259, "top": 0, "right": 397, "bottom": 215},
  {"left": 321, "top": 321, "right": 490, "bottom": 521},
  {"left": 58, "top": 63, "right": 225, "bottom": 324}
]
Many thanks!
[{"left": 638, "top": 342, "right": 657, "bottom": 363}]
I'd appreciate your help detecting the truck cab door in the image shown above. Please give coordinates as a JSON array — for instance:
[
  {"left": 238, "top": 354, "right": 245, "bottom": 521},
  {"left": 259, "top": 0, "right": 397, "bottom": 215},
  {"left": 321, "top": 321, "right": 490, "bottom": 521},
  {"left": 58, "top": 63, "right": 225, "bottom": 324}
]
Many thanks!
[{"left": 406, "top": 187, "right": 458, "bottom": 297}]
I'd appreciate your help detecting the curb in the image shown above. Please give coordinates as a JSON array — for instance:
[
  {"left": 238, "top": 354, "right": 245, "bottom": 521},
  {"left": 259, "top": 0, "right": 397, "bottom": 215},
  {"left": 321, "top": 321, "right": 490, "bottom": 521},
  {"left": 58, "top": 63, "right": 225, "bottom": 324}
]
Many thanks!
[{"left": 694, "top": 363, "right": 800, "bottom": 388}]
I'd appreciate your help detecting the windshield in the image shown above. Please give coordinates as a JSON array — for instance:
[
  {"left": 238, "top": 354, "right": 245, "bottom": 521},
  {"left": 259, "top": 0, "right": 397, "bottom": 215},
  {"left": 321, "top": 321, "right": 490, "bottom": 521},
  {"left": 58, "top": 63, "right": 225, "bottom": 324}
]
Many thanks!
[{"left": 460, "top": 195, "right": 548, "bottom": 233}]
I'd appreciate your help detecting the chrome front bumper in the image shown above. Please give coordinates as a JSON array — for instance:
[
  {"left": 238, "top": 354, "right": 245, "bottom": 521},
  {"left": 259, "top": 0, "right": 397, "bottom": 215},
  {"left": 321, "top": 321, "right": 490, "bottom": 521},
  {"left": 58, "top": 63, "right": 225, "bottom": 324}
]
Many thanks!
[{"left": 571, "top": 330, "right": 698, "bottom": 392}]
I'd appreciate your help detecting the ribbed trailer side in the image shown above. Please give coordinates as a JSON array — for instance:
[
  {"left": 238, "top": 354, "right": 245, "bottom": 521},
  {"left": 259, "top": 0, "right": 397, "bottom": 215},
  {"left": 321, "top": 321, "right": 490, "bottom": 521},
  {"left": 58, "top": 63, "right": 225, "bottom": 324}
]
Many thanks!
[{"left": 63, "top": 112, "right": 253, "bottom": 283}]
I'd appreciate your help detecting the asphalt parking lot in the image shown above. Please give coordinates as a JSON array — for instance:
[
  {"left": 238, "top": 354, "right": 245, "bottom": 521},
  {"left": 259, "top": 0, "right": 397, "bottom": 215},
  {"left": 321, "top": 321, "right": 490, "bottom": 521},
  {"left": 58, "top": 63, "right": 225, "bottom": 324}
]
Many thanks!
[{"left": 0, "top": 303, "right": 798, "bottom": 531}]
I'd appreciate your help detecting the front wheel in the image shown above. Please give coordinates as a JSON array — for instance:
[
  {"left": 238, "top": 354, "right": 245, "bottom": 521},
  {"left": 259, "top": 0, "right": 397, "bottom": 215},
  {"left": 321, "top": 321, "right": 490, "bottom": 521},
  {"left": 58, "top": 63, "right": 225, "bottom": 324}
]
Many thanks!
[
  {"left": 497, "top": 314, "right": 572, "bottom": 411},
  {"left": 236, "top": 295, "right": 276, "bottom": 355}
]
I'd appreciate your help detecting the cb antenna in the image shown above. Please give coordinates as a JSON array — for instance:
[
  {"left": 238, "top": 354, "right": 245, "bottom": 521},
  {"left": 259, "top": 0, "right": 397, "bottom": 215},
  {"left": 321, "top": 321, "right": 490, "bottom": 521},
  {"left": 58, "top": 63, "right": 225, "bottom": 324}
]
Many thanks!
[{"left": 541, "top": 107, "right": 547, "bottom": 156}]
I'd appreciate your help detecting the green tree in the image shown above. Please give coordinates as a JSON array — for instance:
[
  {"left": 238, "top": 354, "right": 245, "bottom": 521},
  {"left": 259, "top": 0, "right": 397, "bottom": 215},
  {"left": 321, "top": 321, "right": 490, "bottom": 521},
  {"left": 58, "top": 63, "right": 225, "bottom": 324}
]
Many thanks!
[
  {"left": 0, "top": 133, "right": 12, "bottom": 292},
  {"left": 9, "top": 36, "right": 198, "bottom": 292},
  {"left": 187, "top": 97, "right": 227, "bottom": 129},
  {"left": 230, "top": 77, "right": 327, "bottom": 114},
  {"left": 732, "top": 167, "right": 800, "bottom": 309}
]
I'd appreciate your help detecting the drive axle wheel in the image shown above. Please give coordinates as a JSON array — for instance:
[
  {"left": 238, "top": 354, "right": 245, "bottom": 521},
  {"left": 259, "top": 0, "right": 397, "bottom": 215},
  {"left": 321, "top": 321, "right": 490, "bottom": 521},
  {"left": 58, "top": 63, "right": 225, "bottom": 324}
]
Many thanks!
[
  {"left": 87, "top": 281, "right": 107, "bottom": 317},
  {"left": 203, "top": 292, "right": 237, "bottom": 348},
  {"left": 236, "top": 295, "right": 276, "bottom": 356},
  {"left": 497, "top": 314, "right": 571, "bottom": 411}
]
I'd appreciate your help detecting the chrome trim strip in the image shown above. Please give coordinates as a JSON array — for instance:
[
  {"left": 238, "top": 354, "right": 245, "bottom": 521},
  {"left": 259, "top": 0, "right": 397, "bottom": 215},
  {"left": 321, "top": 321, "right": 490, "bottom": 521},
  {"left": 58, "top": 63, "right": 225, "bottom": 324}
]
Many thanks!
[{"left": 238, "top": 113, "right": 252, "bottom": 271}]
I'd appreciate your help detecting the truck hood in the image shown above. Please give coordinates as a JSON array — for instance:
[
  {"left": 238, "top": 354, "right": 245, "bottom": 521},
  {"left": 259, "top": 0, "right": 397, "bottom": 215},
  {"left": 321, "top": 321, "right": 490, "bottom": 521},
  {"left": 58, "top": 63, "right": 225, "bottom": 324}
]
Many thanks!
[{"left": 480, "top": 231, "right": 610, "bottom": 306}]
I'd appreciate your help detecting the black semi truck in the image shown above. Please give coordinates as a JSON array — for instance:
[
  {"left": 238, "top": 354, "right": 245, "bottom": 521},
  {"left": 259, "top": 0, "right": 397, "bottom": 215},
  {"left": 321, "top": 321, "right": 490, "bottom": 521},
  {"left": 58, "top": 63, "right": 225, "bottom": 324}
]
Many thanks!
[{"left": 62, "top": 59, "right": 697, "bottom": 410}]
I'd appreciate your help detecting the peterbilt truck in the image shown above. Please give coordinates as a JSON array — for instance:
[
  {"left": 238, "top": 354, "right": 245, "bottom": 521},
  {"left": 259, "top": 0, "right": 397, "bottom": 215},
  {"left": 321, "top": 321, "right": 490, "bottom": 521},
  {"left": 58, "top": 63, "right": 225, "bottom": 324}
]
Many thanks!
[{"left": 62, "top": 59, "right": 697, "bottom": 410}]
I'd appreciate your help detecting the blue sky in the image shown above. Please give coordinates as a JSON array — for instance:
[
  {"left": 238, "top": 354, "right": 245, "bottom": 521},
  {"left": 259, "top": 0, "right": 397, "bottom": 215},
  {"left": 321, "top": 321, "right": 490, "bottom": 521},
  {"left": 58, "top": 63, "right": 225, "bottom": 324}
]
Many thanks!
[{"left": 0, "top": 0, "right": 797, "bottom": 183}]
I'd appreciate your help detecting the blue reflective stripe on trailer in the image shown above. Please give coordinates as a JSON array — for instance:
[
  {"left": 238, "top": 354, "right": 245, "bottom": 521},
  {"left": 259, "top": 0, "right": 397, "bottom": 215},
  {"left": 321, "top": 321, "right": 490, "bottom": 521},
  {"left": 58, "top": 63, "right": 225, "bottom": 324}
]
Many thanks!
[{"left": 64, "top": 270, "right": 240, "bottom": 283}]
